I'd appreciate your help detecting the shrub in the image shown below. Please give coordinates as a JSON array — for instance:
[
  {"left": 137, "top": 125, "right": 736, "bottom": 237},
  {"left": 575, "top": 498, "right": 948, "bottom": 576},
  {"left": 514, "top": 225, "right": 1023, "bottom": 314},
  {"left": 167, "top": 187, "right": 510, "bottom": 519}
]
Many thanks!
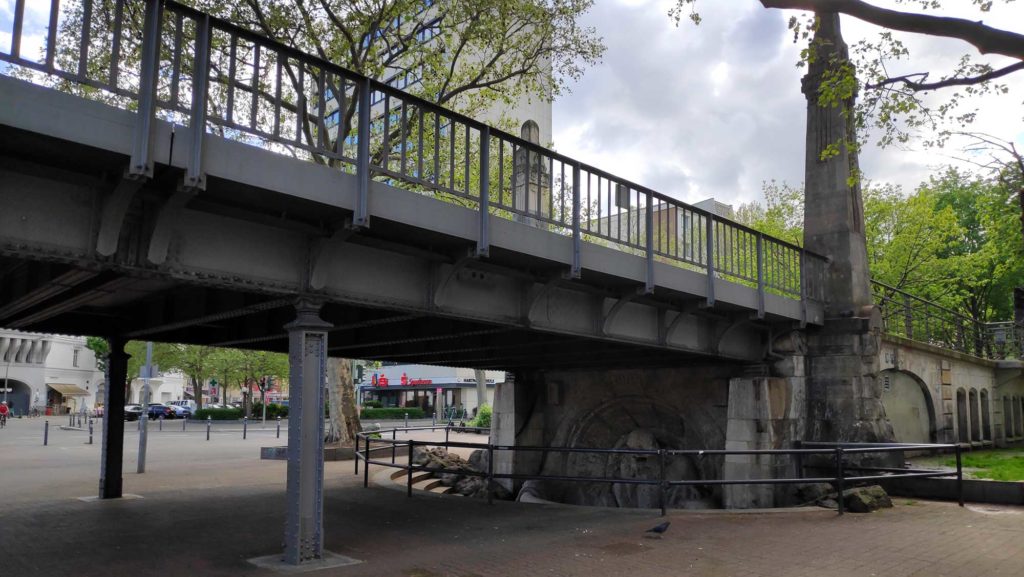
[
  {"left": 471, "top": 403, "right": 492, "bottom": 428},
  {"left": 195, "top": 408, "right": 242, "bottom": 420},
  {"left": 359, "top": 407, "right": 425, "bottom": 419},
  {"left": 252, "top": 402, "right": 289, "bottom": 419},
  {"left": 363, "top": 400, "right": 383, "bottom": 408}
]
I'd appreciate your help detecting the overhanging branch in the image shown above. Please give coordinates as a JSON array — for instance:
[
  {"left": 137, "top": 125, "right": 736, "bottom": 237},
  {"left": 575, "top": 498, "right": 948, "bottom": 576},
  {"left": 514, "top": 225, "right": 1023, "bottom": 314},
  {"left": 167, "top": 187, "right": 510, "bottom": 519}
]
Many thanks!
[
  {"left": 760, "top": 0, "right": 1024, "bottom": 59},
  {"left": 866, "top": 60, "right": 1024, "bottom": 91}
]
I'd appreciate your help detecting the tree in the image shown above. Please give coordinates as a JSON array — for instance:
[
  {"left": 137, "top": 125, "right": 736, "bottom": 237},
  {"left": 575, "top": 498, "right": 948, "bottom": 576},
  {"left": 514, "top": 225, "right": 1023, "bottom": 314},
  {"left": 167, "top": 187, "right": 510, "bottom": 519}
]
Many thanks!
[
  {"left": 474, "top": 368, "right": 488, "bottom": 416},
  {"left": 162, "top": 344, "right": 217, "bottom": 411},
  {"left": 673, "top": 1, "right": 1024, "bottom": 226},
  {"left": 325, "top": 358, "right": 360, "bottom": 446},
  {"left": 735, "top": 180, "right": 804, "bottom": 247}
]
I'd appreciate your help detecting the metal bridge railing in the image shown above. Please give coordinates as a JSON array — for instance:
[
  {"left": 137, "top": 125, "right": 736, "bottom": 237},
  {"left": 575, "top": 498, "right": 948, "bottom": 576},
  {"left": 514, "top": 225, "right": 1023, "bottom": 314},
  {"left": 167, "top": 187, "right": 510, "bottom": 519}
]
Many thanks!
[
  {"left": 0, "top": 0, "right": 827, "bottom": 310},
  {"left": 355, "top": 425, "right": 964, "bottom": 516},
  {"left": 871, "top": 280, "right": 1024, "bottom": 360}
]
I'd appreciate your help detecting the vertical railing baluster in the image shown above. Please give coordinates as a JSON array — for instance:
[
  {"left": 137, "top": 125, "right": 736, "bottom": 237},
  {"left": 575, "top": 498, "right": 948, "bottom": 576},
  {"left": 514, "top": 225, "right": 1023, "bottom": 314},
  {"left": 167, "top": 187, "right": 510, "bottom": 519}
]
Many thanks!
[
  {"left": 645, "top": 191, "right": 654, "bottom": 293},
  {"left": 433, "top": 112, "right": 440, "bottom": 187},
  {"left": 226, "top": 34, "right": 237, "bottom": 124},
  {"left": 129, "top": 0, "right": 162, "bottom": 179},
  {"left": 355, "top": 79, "right": 371, "bottom": 227},
  {"left": 417, "top": 107, "right": 424, "bottom": 179},
  {"left": 295, "top": 64, "right": 306, "bottom": 146},
  {"left": 45, "top": 0, "right": 60, "bottom": 70},
  {"left": 400, "top": 103, "right": 408, "bottom": 175},
  {"left": 185, "top": 13, "right": 210, "bottom": 189},
  {"left": 249, "top": 44, "right": 260, "bottom": 132},
  {"left": 705, "top": 214, "right": 715, "bottom": 307},
  {"left": 478, "top": 127, "right": 490, "bottom": 258},
  {"left": 383, "top": 94, "right": 392, "bottom": 172},
  {"left": 316, "top": 71, "right": 326, "bottom": 151},
  {"left": 572, "top": 163, "right": 582, "bottom": 278},
  {"left": 77, "top": 0, "right": 94, "bottom": 78},
  {"left": 170, "top": 13, "right": 183, "bottom": 107},
  {"left": 108, "top": 0, "right": 125, "bottom": 88},
  {"left": 11, "top": 0, "right": 24, "bottom": 59},
  {"left": 273, "top": 58, "right": 282, "bottom": 139},
  {"left": 756, "top": 234, "right": 765, "bottom": 319}
]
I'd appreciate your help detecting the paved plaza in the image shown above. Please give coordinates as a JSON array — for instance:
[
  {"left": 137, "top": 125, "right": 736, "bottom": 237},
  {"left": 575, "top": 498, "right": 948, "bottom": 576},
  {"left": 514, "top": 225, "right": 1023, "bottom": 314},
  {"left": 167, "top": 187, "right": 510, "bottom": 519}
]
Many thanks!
[{"left": 2, "top": 416, "right": 1023, "bottom": 577}]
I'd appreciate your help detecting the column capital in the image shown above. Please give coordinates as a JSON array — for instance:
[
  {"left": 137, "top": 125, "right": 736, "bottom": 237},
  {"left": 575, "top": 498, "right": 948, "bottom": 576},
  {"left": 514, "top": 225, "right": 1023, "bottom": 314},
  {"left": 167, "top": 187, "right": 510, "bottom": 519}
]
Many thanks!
[{"left": 285, "top": 298, "right": 332, "bottom": 332}]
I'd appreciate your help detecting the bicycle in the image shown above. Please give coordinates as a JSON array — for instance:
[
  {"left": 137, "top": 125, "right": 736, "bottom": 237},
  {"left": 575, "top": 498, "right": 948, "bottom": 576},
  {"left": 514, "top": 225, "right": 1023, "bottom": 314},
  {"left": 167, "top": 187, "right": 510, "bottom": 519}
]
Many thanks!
[{"left": 0, "top": 413, "right": 7, "bottom": 429}]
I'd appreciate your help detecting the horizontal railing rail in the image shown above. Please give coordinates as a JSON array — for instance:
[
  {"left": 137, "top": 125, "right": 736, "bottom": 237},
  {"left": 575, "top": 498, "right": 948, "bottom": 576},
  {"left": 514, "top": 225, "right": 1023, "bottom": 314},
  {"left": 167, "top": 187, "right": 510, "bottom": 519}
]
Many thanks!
[
  {"left": 871, "top": 280, "right": 1023, "bottom": 359},
  {"left": 0, "top": 0, "right": 827, "bottom": 311},
  {"left": 355, "top": 425, "right": 963, "bottom": 516}
]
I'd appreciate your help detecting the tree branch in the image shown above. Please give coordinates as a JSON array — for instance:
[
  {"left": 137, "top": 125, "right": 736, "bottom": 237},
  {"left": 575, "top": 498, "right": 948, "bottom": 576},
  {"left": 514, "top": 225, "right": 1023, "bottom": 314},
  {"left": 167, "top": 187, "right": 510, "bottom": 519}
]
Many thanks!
[
  {"left": 866, "top": 60, "right": 1024, "bottom": 91},
  {"left": 760, "top": 0, "right": 1024, "bottom": 59}
]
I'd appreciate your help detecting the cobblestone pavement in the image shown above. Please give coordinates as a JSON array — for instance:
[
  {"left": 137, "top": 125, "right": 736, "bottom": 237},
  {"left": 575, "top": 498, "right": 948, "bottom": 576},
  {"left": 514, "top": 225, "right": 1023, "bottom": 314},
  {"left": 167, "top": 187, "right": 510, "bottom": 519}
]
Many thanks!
[{"left": 2, "top": 418, "right": 1023, "bottom": 577}]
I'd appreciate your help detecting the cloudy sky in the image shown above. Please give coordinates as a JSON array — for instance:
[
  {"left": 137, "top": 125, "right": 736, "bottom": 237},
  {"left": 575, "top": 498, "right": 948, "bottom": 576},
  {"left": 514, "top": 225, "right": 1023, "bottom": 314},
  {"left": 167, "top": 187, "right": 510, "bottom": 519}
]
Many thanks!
[{"left": 551, "top": 0, "right": 1024, "bottom": 209}]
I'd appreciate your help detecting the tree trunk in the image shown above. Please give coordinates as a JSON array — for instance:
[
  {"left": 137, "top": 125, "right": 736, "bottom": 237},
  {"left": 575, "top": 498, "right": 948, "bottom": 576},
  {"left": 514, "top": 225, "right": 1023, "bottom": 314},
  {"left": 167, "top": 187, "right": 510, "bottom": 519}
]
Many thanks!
[
  {"left": 193, "top": 377, "right": 203, "bottom": 411},
  {"left": 474, "top": 368, "right": 487, "bottom": 416},
  {"left": 326, "top": 357, "right": 361, "bottom": 445},
  {"left": 244, "top": 383, "right": 253, "bottom": 417}
]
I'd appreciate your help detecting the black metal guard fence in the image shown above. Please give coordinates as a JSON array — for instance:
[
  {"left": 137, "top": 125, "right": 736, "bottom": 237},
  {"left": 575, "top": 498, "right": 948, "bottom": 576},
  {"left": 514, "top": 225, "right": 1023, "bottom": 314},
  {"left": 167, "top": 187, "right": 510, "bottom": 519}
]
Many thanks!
[
  {"left": 355, "top": 426, "right": 964, "bottom": 516},
  {"left": 872, "top": 280, "right": 1024, "bottom": 360},
  {"left": 0, "top": 0, "right": 828, "bottom": 311}
]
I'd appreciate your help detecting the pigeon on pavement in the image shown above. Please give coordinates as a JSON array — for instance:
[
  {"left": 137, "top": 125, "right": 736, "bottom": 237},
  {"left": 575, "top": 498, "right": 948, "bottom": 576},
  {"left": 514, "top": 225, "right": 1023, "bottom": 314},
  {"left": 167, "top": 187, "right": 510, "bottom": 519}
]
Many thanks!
[{"left": 644, "top": 521, "right": 671, "bottom": 538}]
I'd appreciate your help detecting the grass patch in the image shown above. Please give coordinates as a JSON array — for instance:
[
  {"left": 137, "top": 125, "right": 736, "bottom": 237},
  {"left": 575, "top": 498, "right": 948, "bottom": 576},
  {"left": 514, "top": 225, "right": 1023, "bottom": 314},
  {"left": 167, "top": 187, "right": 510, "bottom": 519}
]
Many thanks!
[{"left": 943, "top": 449, "right": 1024, "bottom": 481}]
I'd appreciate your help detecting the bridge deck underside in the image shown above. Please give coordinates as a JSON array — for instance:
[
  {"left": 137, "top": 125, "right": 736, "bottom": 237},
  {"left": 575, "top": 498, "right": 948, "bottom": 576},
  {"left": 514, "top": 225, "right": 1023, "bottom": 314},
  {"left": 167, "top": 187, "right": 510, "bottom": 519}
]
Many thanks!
[{"left": 0, "top": 75, "right": 818, "bottom": 368}]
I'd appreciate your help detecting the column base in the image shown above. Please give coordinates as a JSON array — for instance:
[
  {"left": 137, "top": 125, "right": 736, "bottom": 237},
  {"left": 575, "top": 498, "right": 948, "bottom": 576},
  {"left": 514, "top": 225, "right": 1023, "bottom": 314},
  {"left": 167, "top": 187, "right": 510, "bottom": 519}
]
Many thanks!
[{"left": 248, "top": 551, "right": 361, "bottom": 573}]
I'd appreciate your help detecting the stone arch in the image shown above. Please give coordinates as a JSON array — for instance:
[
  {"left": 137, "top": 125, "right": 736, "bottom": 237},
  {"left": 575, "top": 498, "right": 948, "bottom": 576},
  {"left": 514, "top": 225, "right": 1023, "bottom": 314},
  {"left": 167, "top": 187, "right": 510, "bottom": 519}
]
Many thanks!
[
  {"left": 968, "top": 388, "right": 980, "bottom": 442},
  {"left": 879, "top": 369, "right": 936, "bottom": 443},
  {"left": 980, "top": 389, "right": 991, "bottom": 442},
  {"left": 956, "top": 388, "right": 969, "bottom": 443},
  {"left": 1004, "top": 396, "right": 1015, "bottom": 441},
  {"left": 1, "top": 379, "right": 32, "bottom": 415},
  {"left": 554, "top": 394, "right": 717, "bottom": 509}
]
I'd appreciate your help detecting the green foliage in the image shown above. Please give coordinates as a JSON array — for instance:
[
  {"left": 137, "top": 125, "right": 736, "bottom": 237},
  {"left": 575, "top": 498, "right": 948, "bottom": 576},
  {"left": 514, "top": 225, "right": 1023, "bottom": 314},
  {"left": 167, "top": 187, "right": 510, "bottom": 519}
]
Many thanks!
[
  {"left": 251, "top": 402, "right": 289, "bottom": 419},
  {"left": 471, "top": 403, "right": 492, "bottom": 428},
  {"left": 194, "top": 408, "right": 243, "bottom": 420},
  {"left": 84, "top": 337, "right": 109, "bottom": 371},
  {"left": 360, "top": 407, "right": 426, "bottom": 419},
  {"left": 735, "top": 180, "right": 803, "bottom": 247},
  {"left": 944, "top": 449, "right": 1024, "bottom": 481},
  {"left": 363, "top": 400, "right": 383, "bottom": 408}
]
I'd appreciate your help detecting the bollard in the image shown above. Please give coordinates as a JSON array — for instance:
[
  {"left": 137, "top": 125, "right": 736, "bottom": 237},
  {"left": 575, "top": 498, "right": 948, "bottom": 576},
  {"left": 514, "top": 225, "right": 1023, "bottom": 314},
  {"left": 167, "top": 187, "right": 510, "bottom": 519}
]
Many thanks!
[
  {"left": 183, "top": 416, "right": 187, "bottom": 432},
  {"left": 137, "top": 418, "right": 141, "bottom": 432},
  {"left": 276, "top": 416, "right": 281, "bottom": 439},
  {"left": 206, "top": 416, "right": 211, "bottom": 441},
  {"left": 432, "top": 412, "right": 436, "bottom": 427},
  {"left": 404, "top": 412, "right": 409, "bottom": 429},
  {"left": 159, "top": 415, "right": 164, "bottom": 431},
  {"left": 88, "top": 418, "right": 94, "bottom": 445},
  {"left": 243, "top": 416, "right": 248, "bottom": 440},
  {"left": 44, "top": 420, "right": 49, "bottom": 446}
]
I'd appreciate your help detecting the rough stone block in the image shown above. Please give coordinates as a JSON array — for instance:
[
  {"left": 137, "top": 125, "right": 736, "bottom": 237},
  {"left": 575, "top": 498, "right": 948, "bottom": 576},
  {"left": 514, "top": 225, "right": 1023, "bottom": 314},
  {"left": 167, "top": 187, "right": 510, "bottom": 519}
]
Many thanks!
[
  {"left": 726, "top": 418, "right": 757, "bottom": 443},
  {"left": 842, "top": 485, "right": 892, "bottom": 513}
]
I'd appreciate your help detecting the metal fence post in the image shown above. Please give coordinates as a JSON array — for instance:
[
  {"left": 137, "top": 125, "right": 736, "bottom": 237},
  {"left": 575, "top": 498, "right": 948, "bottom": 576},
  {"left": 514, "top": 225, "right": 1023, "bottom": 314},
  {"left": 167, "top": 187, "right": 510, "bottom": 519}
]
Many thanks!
[
  {"left": 487, "top": 442, "right": 495, "bottom": 505},
  {"left": 354, "top": 434, "right": 360, "bottom": 476},
  {"left": 243, "top": 416, "right": 248, "bottom": 440},
  {"left": 88, "top": 418, "right": 93, "bottom": 445},
  {"left": 645, "top": 191, "right": 654, "bottom": 293},
  {"left": 44, "top": 420, "right": 49, "bottom": 446},
  {"left": 658, "top": 449, "right": 667, "bottom": 517},
  {"left": 794, "top": 440, "right": 803, "bottom": 480},
  {"left": 835, "top": 447, "right": 845, "bottom": 516},
  {"left": 363, "top": 434, "right": 370, "bottom": 488},
  {"left": 955, "top": 444, "right": 964, "bottom": 507},
  {"left": 391, "top": 428, "right": 397, "bottom": 464},
  {"left": 445, "top": 422, "right": 450, "bottom": 450},
  {"left": 277, "top": 415, "right": 281, "bottom": 439},
  {"left": 407, "top": 440, "right": 415, "bottom": 498},
  {"left": 206, "top": 416, "right": 211, "bottom": 441}
]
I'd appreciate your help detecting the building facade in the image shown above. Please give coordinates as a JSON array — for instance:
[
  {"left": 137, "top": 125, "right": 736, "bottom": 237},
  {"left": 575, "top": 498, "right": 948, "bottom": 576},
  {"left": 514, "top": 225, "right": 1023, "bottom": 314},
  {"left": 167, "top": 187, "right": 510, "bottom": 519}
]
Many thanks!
[
  {"left": 0, "top": 329, "right": 103, "bottom": 415},
  {"left": 359, "top": 364, "right": 505, "bottom": 418}
]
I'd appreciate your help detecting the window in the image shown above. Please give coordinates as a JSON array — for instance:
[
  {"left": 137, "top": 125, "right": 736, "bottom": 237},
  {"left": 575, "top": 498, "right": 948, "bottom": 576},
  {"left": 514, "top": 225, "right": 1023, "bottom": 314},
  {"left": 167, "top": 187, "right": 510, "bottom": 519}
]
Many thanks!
[{"left": 72, "top": 349, "right": 80, "bottom": 367}]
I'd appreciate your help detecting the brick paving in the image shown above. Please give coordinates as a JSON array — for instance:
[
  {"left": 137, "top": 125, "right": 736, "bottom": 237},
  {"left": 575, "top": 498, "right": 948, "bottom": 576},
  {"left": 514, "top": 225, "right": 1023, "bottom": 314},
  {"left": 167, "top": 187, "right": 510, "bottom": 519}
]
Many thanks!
[{"left": 2, "top": 417, "right": 1023, "bottom": 577}]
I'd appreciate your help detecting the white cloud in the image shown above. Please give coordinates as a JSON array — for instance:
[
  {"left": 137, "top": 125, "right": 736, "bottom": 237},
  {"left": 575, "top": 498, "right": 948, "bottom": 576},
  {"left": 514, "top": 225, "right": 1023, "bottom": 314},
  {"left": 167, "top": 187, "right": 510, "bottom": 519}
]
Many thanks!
[{"left": 553, "top": 1, "right": 1024, "bottom": 208}]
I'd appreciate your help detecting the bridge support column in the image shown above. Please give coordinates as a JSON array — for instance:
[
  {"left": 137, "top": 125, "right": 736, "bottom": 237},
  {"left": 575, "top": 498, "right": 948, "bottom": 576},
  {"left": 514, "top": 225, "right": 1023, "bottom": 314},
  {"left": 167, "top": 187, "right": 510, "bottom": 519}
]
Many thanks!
[
  {"left": 99, "top": 337, "right": 129, "bottom": 499},
  {"left": 283, "top": 300, "right": 331, "bottom": 565}
]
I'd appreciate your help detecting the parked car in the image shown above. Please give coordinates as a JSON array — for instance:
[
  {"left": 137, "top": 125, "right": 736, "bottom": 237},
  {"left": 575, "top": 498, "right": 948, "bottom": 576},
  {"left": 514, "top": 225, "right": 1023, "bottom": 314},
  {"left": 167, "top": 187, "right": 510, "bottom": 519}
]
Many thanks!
[
  {"left": 124, "top": 404, "right": 143, "bottom": 421},
  {"left": 168, "top": 400, "right": 197, "bottom": 413},
  {"left": 146, "top": 403, "right": 174, "bottom": 419},
  {"left": 167, "top": 404, "right": 192, "bottom": 419}
]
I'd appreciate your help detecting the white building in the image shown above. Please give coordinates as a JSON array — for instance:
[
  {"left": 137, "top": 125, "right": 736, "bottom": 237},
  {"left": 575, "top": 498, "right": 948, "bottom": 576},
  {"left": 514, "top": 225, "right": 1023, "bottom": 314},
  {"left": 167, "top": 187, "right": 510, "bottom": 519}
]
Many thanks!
[
  {"left": 0, "top": 329, "right": 104, "bottom": 416},
  {"left": 128, "top": 371, "right": 187, "bottom": 405}
]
